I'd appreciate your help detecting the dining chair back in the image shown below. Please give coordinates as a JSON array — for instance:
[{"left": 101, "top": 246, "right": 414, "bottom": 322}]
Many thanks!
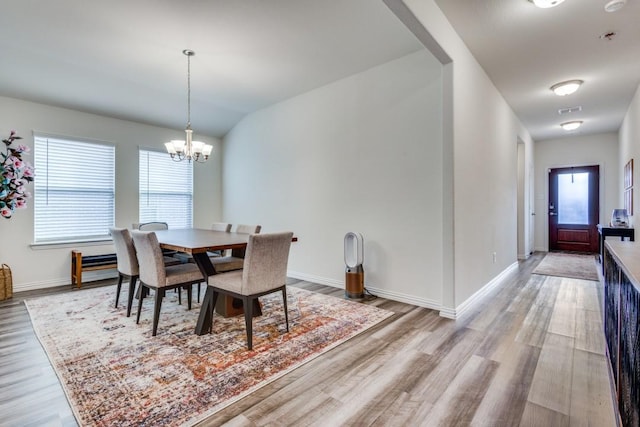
[
  {"left": 131, "top": 231, "right": 204, "bottom": 336},
  {"left": 208, "top": 222, "right": 232, "bottom": 259},
  {"left": 109, "top": 227, "right": 139, "bottom": 317},
  {"left": 137, "top": 222, "right": 169, "bottom": 231},
  {"left": 207, "top": 231, "right": 293, "bottom": 349},
  {"left": 234, "top": 224, "right": 262, "bottom": 234},
  {"left": 210, "top": 224, "right": 262, "bottom": 273},
  {"left": 211, "top": 222, "right": 232, "bottom": 232}
]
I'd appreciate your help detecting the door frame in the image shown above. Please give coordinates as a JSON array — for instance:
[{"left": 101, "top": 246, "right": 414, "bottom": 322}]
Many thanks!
[
  {"left": 544, "top": 162, "right": 603, "bottom": 252},
  {"left": 544, "top": 162, "right": 604, "bottom": 251}
]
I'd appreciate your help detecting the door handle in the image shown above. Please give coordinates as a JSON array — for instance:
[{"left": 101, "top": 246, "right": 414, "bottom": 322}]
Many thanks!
[{"left": 549, "top": 212, "right": 557, "bottom": 216}]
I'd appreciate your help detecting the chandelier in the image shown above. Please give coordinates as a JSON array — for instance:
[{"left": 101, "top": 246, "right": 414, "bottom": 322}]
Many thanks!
[{"left": 165, "top": 49, "right": 213, "bottom": 163}]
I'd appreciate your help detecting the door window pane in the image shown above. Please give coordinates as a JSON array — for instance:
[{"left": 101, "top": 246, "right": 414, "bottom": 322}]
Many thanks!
[{"left": 558, "top": 172, "right": 589, "bottom": 224}]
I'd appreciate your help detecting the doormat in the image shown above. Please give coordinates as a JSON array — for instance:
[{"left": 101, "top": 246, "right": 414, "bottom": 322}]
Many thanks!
[{"left": 532, "top": 252, "right": 599, "bottom": 281}]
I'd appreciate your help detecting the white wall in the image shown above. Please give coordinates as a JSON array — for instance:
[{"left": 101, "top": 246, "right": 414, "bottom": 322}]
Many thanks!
[
  {"left": 619, "top": 85, "right": 640, "bottom": 226},
  {"left": 533, "top": 132, "right": 619, "bottom": 251},
  {"left": 223, "top": 50, "right": 445, "bottom": 307},
  {"left": 0, "top": 96, "right": 222, "bottom": 291},
  {"left": 401, "top": 0, "right": 534, "bottom": 311}
]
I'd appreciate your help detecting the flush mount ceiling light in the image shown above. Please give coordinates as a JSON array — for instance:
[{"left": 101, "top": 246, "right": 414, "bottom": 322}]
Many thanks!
[
  {"left": 529, "top": 0, "right": 565, "bottom": 8},
  {"left": 604, "top": 0, "right": 626, "bottom": 12},
  {"left": 550, "top": 80, "right": 583, "bottom": 96},
  {"left": 561, "top": 121, "right": 583, "bottom": 131}
]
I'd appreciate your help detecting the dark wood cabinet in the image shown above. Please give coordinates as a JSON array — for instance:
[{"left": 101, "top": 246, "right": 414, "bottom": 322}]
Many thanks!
[{"left": 604, "top": 241, "right": 640, "bottom": 427}]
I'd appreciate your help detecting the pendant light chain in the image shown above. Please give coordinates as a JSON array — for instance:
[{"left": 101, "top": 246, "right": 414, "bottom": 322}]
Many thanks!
[{"left": 186, "top": 49, "right": 192, "bottom": 129}]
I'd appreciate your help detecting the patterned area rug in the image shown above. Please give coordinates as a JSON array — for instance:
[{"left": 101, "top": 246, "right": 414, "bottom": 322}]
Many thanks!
[
  {"left": 532, "top": 252, "right": 599, "bottom": 281},
  {"left": 25, "top": 285, "right": 392, "bottom": 426}
]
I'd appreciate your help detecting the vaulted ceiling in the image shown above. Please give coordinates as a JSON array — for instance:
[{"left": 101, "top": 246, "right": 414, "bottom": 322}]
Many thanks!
[{"left": 1, "top": 1, "right": 638, "bottom": 141}]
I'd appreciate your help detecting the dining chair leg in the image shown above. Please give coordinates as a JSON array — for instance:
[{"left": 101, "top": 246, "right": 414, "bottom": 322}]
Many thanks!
[
  {"left": 152, "top": 289, "right": 164, "bottom": 336},
  {"left": 282, "top": 287, "right": 289, "bottom": 332},
  {"left": 136, "top": 284, "right": 146, "bottom": 324},
  {"left": 178, "top": 287, "right": 182, "bottom": 305},
  {"left": 197, "top": 283, "right": 201, "bottom": 303},
  {"left": 126, "top": 276, "right": 139, "bottom": 317},
  {"left": 115, "top": 273, "right": 124, "bottom": 308},
  {"left": 244, "top": 296, "right": 254, "bottom": 350}
]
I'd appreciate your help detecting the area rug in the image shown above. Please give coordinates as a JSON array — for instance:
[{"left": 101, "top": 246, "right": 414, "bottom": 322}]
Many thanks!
[
  {"left": 532, "top": 252, "right": 599, "bottom": 281},
  {"left": 25, "top": 285, "right": 392, "bottom": 426}
]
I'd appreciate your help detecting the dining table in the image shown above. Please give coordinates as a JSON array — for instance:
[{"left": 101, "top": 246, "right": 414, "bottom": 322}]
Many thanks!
[{"left": 154, "top": 228, "right": 256, "bottom": 335}]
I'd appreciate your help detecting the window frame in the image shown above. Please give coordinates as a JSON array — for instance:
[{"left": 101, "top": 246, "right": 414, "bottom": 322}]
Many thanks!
[
  {"left": 33, "top": 132, "right": 115, "bottom": 245},
  {"left": 138, "top": 147, "right": 193, "bottom": 229}
]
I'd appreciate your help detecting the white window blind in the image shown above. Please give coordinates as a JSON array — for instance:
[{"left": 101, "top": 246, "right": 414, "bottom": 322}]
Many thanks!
[
  {"left": 34, "top": 135, "right": 115, "bottom": 243},
  {"left": 139, "top": 149, "right": 193, "bottom": 229}
]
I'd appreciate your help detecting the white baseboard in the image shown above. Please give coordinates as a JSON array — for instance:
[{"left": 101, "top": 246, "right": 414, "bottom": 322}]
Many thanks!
[
  {"left": 287, "top": 270, "right": 441, "bottom": 311},
  {"left": 363, "top": 286, "right": 441, "bottom": 311},
  {"left": 287, "top": 271, "right": 343, "bottom": 288},
  {"left": 439, "top": 262, "right": 519, "bottom": 319},
  {"left": 15, "top": 264, "right": 517, "bottom": 322},
  {"left": 14, "top": 270, "right": 118, "bottom": 293}
]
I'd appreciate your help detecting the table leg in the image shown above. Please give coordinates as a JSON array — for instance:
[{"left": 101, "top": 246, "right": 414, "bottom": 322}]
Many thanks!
[
  {"left": 192, "top": 252, "right": 217, "bottom": 336},
  {"left": 195, "top": 286, "right": 214, "bottom": 335}
]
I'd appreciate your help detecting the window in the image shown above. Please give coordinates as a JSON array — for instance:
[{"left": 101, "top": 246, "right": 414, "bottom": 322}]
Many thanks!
[
  {"left": 558, "top": 172, "right": 589, "bottom": 225},
  {"left": 34, "top": 135, "right": 115, "bottom": 243},
  {"left": 139, "top": 149, "right": 193, "bottom": 229}
]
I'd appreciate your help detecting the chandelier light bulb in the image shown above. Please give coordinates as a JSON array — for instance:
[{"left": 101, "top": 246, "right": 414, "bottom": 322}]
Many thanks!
[{"left": 550, "top": 80, "right": 583, "bottom": 96}]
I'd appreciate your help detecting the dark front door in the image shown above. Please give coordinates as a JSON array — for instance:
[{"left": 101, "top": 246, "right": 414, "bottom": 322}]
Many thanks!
[{"left": 548, "top": 165, "right": 600, "bottom": 253}]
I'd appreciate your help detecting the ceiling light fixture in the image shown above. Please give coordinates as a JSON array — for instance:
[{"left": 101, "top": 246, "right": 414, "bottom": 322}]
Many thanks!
[
  {"left": 604, "top": 0, "right": 626, "bottom": 12},
  {"left": 550, "top": 80, "right": 583, "bottom": 96},
  {"left": 561, "top": 121, "right": 583, "bottom": 131},
  {"left": 165, "top": 49, "right": 212, "bottom": 163},
  {"left": 529, "top": 0, "right": 565, "bottom": 8}
]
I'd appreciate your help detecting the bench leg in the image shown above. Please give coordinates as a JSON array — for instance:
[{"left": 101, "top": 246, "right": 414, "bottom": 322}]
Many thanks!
[{"left": 71, "top": 250, "right": 83, "bottom": 288}]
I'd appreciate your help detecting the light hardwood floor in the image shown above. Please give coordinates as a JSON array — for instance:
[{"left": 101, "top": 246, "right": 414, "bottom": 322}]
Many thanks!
[{"left": 0, "top": 253, "right": 616, "bottom": 426}]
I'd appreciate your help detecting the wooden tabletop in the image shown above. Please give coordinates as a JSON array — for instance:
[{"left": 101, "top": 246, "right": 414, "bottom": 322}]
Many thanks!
[{"left": 153, "top": 228, "right": 250, "bottom": 254}]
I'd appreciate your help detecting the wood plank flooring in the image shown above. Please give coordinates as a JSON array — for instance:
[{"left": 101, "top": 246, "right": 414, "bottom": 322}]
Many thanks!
[{"left": 0, "top": 253, "right": 616, "bottom": 426}]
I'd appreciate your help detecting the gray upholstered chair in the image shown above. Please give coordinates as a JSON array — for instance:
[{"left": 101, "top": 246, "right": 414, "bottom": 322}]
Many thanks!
[
  {"left": 110, "top": 227, "right": 184, "bottom": 316},
  {"left": 207, "top": 222, "right": 233, "bottom": 258},
  {"left": 110, "top": 227, "right": 140, "bottom": 317},
  {"left": 207, "top": 231, "right": 293, "bottom": 350},
  {"left": 211, "top": 222, "right": 232, "bottom": 232},
  {"left": 131, "top": 231, "right": 205, "bottom": 336},
  {"left": 210, "top": 224, "right": 262, "bottom": 273}
]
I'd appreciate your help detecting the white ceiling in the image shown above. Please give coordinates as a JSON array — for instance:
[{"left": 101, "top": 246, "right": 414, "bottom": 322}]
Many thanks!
[
  {"left": 1, "top": 1, "right": 638, "bottom": 141},
  {"left": 434, "top": 0, "right": 640, "bottom": 141},
  {"left": 0, "top": 0, "right": 423, "bottom": 138}
]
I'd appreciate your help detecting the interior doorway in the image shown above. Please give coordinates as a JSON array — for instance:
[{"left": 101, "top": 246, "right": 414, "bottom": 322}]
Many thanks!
[{"left": 548, "top": 165, "right": 600, "bottom": 253}]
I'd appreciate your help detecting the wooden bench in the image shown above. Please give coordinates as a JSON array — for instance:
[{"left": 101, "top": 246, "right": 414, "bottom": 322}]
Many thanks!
[{"left": 71, "top": 250, "right": 118, "bottom": 288}]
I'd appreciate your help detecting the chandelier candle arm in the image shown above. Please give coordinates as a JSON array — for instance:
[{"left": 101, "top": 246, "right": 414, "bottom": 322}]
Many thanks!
[{"left": 165, "top": 49, "right": 213, "bottom": 163}]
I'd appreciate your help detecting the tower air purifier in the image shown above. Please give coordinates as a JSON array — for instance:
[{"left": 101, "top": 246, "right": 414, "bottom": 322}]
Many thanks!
[{"left": 344, "top": 232, "right": 364, "bottom": 299}]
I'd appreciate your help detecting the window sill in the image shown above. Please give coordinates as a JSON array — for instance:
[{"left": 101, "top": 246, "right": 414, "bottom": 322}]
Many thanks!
[{"left": 30, "top": 238, "right": 113, "bottom": 250}]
